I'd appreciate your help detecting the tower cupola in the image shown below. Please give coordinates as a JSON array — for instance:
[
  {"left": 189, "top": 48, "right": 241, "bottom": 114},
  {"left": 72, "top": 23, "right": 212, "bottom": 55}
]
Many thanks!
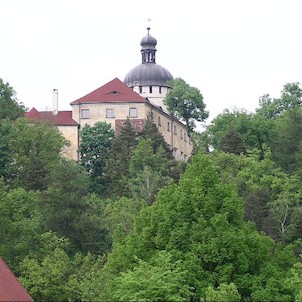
[{"left": 140, "top": 27, "right": 157, "bottom": 63}]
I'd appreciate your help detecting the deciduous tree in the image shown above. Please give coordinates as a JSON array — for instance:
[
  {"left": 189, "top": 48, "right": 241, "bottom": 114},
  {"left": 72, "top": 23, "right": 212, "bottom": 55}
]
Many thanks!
[
  {"left": 6, "top": 118, "right": 67, "bottom": 190},
  {"left": 79, "top": 122, "right": 114, "bottom": 194},
  {"left": 105, "top": 119, "right": 137, "bottom": 197},
  {"left": 39, "top": 159, "right": 109, "bottom": 254},
  {"left": 164, "top": 78, "right": 208, "bottom": 135},
  {"left": 0, "top": 78, "right": 25, "bottom": 120},
  {"left": 88, "top": 152, "right": 296, "bottom": 301}
]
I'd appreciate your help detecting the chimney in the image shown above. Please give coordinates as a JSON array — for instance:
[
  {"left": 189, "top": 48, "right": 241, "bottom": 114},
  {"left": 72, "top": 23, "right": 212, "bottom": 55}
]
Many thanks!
[{"left": 52, "top": 89, "right": 58, "bottom": 115}]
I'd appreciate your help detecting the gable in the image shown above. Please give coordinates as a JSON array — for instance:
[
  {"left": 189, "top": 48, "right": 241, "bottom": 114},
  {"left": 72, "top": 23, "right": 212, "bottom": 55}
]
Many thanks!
[{"left": 70, "top": 78, "right": 146, "bottom": 105}]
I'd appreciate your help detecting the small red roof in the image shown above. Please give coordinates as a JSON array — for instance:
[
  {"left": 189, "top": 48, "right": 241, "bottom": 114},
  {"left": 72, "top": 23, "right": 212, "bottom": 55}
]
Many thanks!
[
  {"left": 70, "top": 77, "right": 146, "bottom": 105},
  {"left": 0, "top": 257, "right": 33, "bottom": 302},
  {"left": 25, "top": 108, "right": 79, "bottom": 126}
]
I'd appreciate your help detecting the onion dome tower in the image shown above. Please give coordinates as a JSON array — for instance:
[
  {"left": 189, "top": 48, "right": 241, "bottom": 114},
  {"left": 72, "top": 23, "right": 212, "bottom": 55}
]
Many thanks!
[{"left": 124, "top": 27, "right": 173, "bottom": 110}]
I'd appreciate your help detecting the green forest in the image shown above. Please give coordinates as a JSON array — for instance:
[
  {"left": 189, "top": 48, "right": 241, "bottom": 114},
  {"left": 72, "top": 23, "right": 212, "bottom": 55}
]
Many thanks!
[{"left": 1, "top": 77, "right": 302, "bottom": 301}]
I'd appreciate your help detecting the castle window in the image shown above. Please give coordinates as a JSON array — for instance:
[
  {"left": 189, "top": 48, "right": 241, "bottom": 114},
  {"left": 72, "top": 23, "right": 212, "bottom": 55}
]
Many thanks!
[
  {"left": 106, "top": 109, "right": 115, "bottom": 118},
  {"left": 167, "top": 122, "right": 170, "bottom": 131},
  {"left": 149, "top": 86, "right": 152, "bottom": 93},
  {"left": 129, "top": 107, "right": 137, "bottom": 118},
  {"left": 173, "top": 147, "right": 177, "bottom": 157},
  {"left": 184, "top": 132, "right": 187, "bottom": 142},
  {"left": 81, "top": 109, "right": 90, "bottom": 119},
  {"left": 139, "top": 86, "right": 143, "bottom": 93},
  {"left": 174, "top": 125, "right": 177, "bottom": 135},
  {"left": 180, "top": 130, "right": 183, "bottom": 139},
  {"left": 158, "top": 116, "right": 161, "bottom": 126},
  {"left": 159, "top": 86, "right": 162, "bottom": 94}
]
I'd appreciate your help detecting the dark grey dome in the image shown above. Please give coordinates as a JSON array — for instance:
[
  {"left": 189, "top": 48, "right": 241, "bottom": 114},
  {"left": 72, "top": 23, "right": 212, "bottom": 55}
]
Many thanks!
[{"left": 124, "top": 63, "right": 173, "bottom": 87}]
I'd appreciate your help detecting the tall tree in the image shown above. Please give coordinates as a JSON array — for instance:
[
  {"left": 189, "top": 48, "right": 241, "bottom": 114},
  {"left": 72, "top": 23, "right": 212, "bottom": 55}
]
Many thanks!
[
  {"left": 164, "top": 78, "right": 208, "bottom": 135},
  {"left": 0, "top": 78, "right": 25, "bottom": 120},
  {"left": 39, "top": 159, "right": 109, "bottom": 254},
  {"left": 19, "top": 249, "right": 100, "bottom": 302},
  {"left": 0, "top": 178, "right": 70, "bottom": 273},
  {"left": 79, "top": 122, "right": 114, "bottom": 194},
  {"left": 219, "top": 129, "right": 246, "bottom": 155},
  {"left": 204, "top": 108, "right": 272, "bottom": 158},
  {"left": 6, "top": 118, "right": 66, "bottom": 190},
  {"left": 138, "top": 116, "right": 172, "bottom": 158},
  {"left": 138, "top": 117, "right": 184, "bottom": 181},
  {"left": 0, "top": 119, "right": 14, "bottom": 179},
  {"left": 128, "top": 138, "right": 173, "bottom": 204},
  {"left": 105, "top": 119, "right": 137, "bottom": 197},
  {"left": 271, "top": 109, "right": 302, "bottom": 174},
  {"left": 210, "top": 151, "right": 302, "bottom": 244},
  {"left": 86, "top": 152, "right": 297, "bottom": 301},
  {"left": 112, "top": 251, "right": 191, "bottom": 302},
  {"left": 257, "top": 82, "right": 302, "bottom": 118}
]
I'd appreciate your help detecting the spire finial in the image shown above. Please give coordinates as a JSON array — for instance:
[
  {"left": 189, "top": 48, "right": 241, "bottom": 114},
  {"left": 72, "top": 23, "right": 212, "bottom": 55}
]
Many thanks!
[{"left": 147, "top": 18, "right": 151, "bottom": 34}]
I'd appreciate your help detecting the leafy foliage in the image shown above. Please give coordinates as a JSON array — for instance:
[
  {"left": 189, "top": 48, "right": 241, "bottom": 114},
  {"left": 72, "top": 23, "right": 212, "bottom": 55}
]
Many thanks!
[
  {"left": 219, "top": 129, "right": 246, "bottom": 155},
  {"left": 128, "top": 138, "right": 174, "bottom": 204},
  {"left": 209, "top": 151, "right": 302, "bottom": 244},
  {"left": 164, "top": 78, "right": 208, "bottom": 134},
  {"left": 5, "top": 118, "right": 67, "bottom": 190},
  {"left": 0, "top": 78, "right": 25, "bottom": 120},
  {"left": 257, "top": 82, "right": 302, "bottom": 118},
  {"left": 79, "top": 122, "right": 114, "bottom": 194},
  {"left": 88, "top": 152, "right": 296, "bottom": 301},
  {"left": 203, "top": 283, "right": 241, "bottom": 302},
  {"left": 270, "top": 109, "right": 302, "bottom": 174},
  {"left": 39, "top": 159, "right": 109, "bottom": 254},
  {"left": 203, "top": 108, "right": 272, "bottom": 159},
  {"left": 105, "top": 118, "right": 138, "bottom": 197},
  {"left": 138, "top": 116, "right": 173, "bottom": 158},
  {"left": 19, "top": 249, "right": 99, "bottom": 302},
  {"left": 113, "top": 251, "right": 192, "bottom": 301},
  {"left": 101, "top": 197, "right": 145, "bottom": 238}
]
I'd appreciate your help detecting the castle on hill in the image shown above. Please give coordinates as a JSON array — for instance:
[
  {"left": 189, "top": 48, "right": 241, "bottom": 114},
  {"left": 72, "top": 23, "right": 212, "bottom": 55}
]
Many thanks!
[{"left": 25, "top": 28, "right": 193, "bottom": 161}]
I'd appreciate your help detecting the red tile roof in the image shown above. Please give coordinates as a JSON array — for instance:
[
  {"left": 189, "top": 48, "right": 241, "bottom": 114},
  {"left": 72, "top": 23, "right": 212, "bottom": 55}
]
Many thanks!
[
  {"left": 70, "top": 78, "right": 146, "bottom": 105},
  {"left": 25, "top": 108, "right": 79, "bottom": 126},
  {"left": 0, "top": 257, "right": 33, "bottom": 302}
]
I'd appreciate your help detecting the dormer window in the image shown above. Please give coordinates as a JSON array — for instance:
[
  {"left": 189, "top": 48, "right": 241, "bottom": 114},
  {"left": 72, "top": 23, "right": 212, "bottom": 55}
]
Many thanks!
[{"left": 107, "top": 90, "right": 120, "bottom": 95}]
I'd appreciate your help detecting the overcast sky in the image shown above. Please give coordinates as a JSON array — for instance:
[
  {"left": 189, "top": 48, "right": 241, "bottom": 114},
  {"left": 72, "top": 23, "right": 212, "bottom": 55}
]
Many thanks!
[{"left": 1, "top": 0, "right": 302, "bottom": 123}]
